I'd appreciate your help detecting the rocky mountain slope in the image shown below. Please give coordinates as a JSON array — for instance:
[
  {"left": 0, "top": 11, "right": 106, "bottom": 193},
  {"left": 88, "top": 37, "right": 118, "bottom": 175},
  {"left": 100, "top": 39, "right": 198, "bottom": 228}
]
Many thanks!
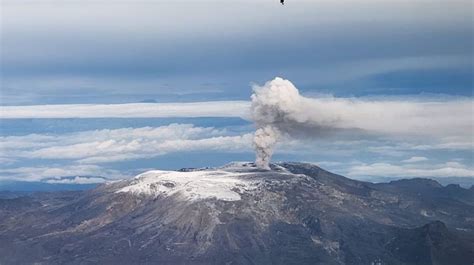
[{"left": 0, "top": 162, "right": 473, "bottom": 265}]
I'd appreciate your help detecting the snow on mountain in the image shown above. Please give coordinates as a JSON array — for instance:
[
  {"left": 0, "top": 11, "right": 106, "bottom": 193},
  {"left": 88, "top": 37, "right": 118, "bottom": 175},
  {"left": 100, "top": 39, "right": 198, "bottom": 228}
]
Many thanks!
[
  {"left": 117, "top": 168, "right": 258, "bottom": 201},
  {"left": 116, "top": 162, "right": 293, "bottom": 201}
]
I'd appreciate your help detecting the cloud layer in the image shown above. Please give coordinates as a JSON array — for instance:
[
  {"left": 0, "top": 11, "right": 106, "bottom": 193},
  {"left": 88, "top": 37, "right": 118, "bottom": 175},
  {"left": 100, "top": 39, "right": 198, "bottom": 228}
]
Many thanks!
[
  {"left": 1, "top": 122, "right": 472, "bottom": 182},
  {"left": 1, "top": 102, "right": 250, "bottom": 119},
  {"left": 0, "top": 124, "right": 253, "bottom": 181},
  {"left": 347, "top": 161, "right": 474, "bottom": 178},
  {"left": 1, "top": 124, "right": 252, "bottom": 164},
  {"left": 1, "top": 78, "right": 472, "bottom": 182}
]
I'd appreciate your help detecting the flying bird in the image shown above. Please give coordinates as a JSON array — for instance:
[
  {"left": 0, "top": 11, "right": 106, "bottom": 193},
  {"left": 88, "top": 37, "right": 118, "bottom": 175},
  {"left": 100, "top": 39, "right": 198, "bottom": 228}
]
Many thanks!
[{"left": 280, "top": 0, "right": 284, "bottom": 5}]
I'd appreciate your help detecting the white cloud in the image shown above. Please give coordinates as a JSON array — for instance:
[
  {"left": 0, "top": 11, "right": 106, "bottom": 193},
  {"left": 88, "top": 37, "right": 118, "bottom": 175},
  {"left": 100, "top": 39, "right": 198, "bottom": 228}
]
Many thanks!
[
  {"left": 44, "top": 176, "right": 107, "bottom": 184},
  {"left": 0, "top": 102, "right": 251, "bottom": 119},
  {"left": 359, "top": 141, "right": 474, "bottom": 159},
  {"left": 0, "top": 123, "right": 255, "bottom": 181},
  {"left": 313, "top": 161, "right": 344, "bottom": 167},
  {"left": 402, "top": 156, "right": 429, "bottom": 163},
  {"left": 1, "top": 124, "right": 253, "bottom": 164},
  {"left": 0, "top": 165, "right": 122, "bottom": 182},
  {"left": 347, "top": 162, "right": 474, "bottom": 178},
  {"left": 77, "top": 134, "right": 253, "bottom": 164}
]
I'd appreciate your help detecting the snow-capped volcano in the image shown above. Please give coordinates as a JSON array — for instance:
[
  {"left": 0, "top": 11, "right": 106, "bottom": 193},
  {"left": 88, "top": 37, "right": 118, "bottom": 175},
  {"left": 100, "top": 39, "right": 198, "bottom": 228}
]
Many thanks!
[
  {"left": 117, "top": 162, "right": 292, "bottom": 201},
  {"left": 1, "top": 162, "right": 473, "bottom": 265}
]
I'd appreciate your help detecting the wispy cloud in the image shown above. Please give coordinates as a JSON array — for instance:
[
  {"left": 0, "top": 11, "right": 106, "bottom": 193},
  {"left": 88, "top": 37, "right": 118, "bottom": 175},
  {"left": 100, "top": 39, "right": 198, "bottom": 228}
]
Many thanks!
[
  {"left": 402, "top": 156, "right": 429, "bottom": 163},
  {"left": 1, "top": 124, "right": 253, "bottom": 165},
  {"left": 44, "top": 176, "right": 107, "bottom": 184},
  {"left": 1, "top": 102, "right": 251, "bottom": 119},
  {"left": 0, "top": 123, "right": 255, "bottom": 181},
  {"left": 347, "top": 161, "right": 474, "bottom": 178},
  {"left": 0, "top": 165, "right": 122, "bottom": 182}
]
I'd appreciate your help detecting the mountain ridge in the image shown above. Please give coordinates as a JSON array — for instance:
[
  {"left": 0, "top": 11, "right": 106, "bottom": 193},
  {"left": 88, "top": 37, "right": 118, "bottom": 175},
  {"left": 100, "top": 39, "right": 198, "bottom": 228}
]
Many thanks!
[{"left": 0, "top": 162, "right": 473, "bottom": 265}]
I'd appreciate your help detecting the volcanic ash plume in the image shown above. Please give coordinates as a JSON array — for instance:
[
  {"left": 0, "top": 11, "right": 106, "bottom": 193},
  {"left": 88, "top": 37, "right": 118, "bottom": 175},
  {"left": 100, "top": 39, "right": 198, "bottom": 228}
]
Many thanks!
[
  {"left": 251, "top": 77, "right": 302, "bottom": 169},
  {"left": 250, "top": 77, "right": 473, "bottom": 169},
  {"left": 253, "top": 125, "right": 280, "bottom": 169}
]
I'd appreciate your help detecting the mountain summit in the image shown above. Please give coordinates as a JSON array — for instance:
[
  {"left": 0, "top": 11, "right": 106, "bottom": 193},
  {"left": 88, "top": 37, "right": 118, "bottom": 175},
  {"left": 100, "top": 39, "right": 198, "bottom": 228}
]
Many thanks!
[{"left": 1, "top": 162, "right": 473, "bottom": 264}]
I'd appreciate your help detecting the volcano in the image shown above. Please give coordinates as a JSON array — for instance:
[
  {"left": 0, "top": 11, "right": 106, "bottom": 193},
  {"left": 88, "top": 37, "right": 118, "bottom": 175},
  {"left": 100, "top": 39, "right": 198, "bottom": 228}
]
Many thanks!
[{"left": 1, "top": 162, "right": 473, "bottom": 265}]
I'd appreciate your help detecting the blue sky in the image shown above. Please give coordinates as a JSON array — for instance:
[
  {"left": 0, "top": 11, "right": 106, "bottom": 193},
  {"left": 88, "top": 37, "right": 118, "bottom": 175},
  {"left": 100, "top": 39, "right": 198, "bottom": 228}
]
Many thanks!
[{"left": 0, "top": 0, "right": 473, "bottom": 184}]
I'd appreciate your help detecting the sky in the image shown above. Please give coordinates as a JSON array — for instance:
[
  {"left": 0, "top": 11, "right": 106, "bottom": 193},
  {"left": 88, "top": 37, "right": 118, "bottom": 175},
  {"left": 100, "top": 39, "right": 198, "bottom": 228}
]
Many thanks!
[{"left": 0, "top": 0, "right": 473, "bottom": 185}]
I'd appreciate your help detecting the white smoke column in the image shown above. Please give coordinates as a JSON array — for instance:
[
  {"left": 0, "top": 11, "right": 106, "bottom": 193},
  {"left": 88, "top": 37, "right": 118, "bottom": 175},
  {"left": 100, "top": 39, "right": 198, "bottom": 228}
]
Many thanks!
[
  {"left": 251, "top": 77, "right": 302, "bottom": 169},
  {"left": 253, "top": 125, "right": 280, "bottom": 169}
]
